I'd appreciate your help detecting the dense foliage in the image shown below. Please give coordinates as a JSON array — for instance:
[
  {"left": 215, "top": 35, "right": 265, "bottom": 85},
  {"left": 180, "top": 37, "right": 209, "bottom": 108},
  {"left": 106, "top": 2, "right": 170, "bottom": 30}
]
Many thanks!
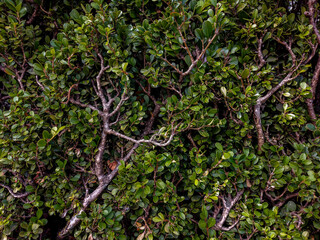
[{"left": 1, "top": 0, "right": 320, "bottom": 239}]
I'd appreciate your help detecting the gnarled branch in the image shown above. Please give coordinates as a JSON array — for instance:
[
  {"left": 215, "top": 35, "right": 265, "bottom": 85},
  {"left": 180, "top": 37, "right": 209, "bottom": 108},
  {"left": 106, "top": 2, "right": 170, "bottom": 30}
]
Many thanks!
[{"left": 213, "top": 189, "right": 244, "bottom": 231}]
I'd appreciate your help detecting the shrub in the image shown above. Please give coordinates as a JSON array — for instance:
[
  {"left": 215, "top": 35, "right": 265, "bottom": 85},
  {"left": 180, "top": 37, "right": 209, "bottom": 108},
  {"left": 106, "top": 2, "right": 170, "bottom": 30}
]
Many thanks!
[{"left": 1, "top": 0, "right": 320, "bottom": 239}]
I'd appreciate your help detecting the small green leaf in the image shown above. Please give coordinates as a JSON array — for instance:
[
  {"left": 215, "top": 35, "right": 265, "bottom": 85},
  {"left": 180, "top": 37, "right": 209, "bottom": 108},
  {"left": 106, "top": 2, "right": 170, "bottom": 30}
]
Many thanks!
[
  {"left": 36, "top": 209, "right": 43, "bottom": 219},
  {"left": 164, "top": 222, "right": 170, "bottom": 233},
  {"left": 42, "top": 130, "right": 51, "bottom": 139},
  {"left": 198, "top": 219, "right": 207, "bottom": 230},
  {"left": 286, "top": 201, "right": 297, "bottom": 212},
  {"left": 145, "top": 36, "right": 153, "bottom": 47},
  {"left": 152, "top": 217, "right": 163, "bottom": 222},
  {"left": 237, "top": 2, "right": 247, "bottom": 12},
  {"left": 306, "top": 123, "right": 315, "bottom": 131},
  {"left": 70, "top": 174, "right": 80, "bottom": 182},
  {"left": 70, "top": 9, "right": 80, "bottom": 20},
  {"left": 37, "top": 139, "right": 46, "bottom": 148},
  {"left": 185, "top": 55, "right": 192, "bottom": 66},
  {"left": 4, "top": 68, "right": 15, "bottom": 76},
  {"left": 207, "top": 218, "right": 216, "bottom": 228},
  {"left": 157, "top": 180, "right": 166, "bottom": 189},
  {"left": 300, "top": 82, "right": 307, "bottom": 90},
  {"left": 195, "top": 179, "right": 199, "bottom": 186},
  {"left": 191, "top": 106, "right": 201, "bottom": 111},
  {"left": 313, "top": 222, "right": 320, "bottom": 230},
  {"left": 215, "top": 142, "right": 223, "bottom": 151},
  {"left": 70, "top": 117, "right": 79, "bottom": 124},
  {"left": 32, "top": 223, "right": 40, "bottom": 231},
  {"left": 199, "top": 130, "right": 209, "bottom": 137},
  {"left": 25, "top": 185, "right": 34, "bottom": 192},
  {"left": 200, "top": 205, "right": 208, "bottom": 219},
  {"left": 288, "top": 13, "right": 295, "bottom": 24},
  {"left": 241, "top": 68, "right": 250, "bottom": 79},
  {"left": 23, "top": 203, "right": 32, "bottom": 209},
  {"left": 202, "top": 21, "right": 213, "bottom": 38},
  {"left": 211, "top": 0, "right": 217, "bottom": 7},
  {"left": 91, "top": 2, "right": 100, "bottom": 9},
  {"left": 98, "top": 221, "right": 106, "bottom": 230},
  {"left": 179, "top": 212, "right": 185, "bottom": 220}
]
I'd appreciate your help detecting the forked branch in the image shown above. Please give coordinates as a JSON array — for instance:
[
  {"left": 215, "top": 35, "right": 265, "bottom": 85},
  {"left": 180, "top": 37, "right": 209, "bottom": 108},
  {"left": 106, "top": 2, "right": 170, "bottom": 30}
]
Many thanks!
[
  {"left": 213, "top": 189, "right": 244, "bottom": 231},
  {"left": 254, "top": 41, "right": 306, "bottom": 150},
  {"left": 58, "top": 55, "right": 176, "bottom": 238}
]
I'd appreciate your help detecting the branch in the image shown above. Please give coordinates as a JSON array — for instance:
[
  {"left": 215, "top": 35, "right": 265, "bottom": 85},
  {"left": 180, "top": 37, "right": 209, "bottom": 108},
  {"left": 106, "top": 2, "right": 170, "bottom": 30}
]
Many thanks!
[
  {"left": 213, "top": 189, "right": 244, "bottom": 230},
  {"left": 58, "top": 103, "right": 165, "bottom": 238},
  {"left": 0, "top": 64, "right": 25, "bottom": 90},
  {"left": 35, "top": 75, "right": 45, "bottom": 91},
  {"left": 69, "top": 98, "right": 102, "bottom": 115},
  {"left": 181, "top": 29, "right": 219, "bottom": 77},
  {"left": 136, "top": 78, "right": 157, "bottom": 105},
  {"left": 254, "top": 55, "right": 305, "bottom": 150},
  {"left": 291, "top": 212, "right": 303, "bottom": 229},
  {"left": 274, "top": 37, "right": 296, "bottom": 66},
  {"left": 176, "top": 24, "right": 194, "bottom": 62},
  {"left": 275, "top": 192, "right": 299, "bottom": 208},
  {"left": 94, "top": 130, "right": 107, "bottom": 183},
  {"left": 307, "top": 56, "right": 320, "bottom": 120},
  {"left": 304, "top": 40, "right": 318, "bottom": 65},
  {"left": 160, "top": 28, "right": 219, "bottom": 81},
  {"left": 305, "top": 0, "right": 320, "bottom": 44},
  {"left": 62, "top": 84, "right": 78, "bottom": 105},
  {"left": 108, "top": 87, "right": 129, "bottom": 118},
  {"left": 58, "top": 141, "right": 140, "bottom": 239},
  {"left": 0, "top": 183, "right": 30, "bottom": 200},
  {"left": 257, "top": 36, "right": 266, "bottom": 70},
  {"left": 160, "top": 57, "right": 183, "bottom": 75},
  {"left": 26, "top": 5, "right": 39, "bottom": 25},
  {"left": 96, "top": 53, "right": 109, "bottom": 111},
  {"left": 105, "top": 124, "right": 176, "bottom": 147}
]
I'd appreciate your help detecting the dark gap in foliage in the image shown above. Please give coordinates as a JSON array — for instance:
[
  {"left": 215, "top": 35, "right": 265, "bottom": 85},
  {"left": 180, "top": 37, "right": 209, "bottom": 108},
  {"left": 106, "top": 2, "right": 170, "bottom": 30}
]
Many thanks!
[
  {"left": 42, "top": 213, "right": 68, "bottom": 240},
  {"left": 0, "top": 81, "right": 10, "bottom": 110}
]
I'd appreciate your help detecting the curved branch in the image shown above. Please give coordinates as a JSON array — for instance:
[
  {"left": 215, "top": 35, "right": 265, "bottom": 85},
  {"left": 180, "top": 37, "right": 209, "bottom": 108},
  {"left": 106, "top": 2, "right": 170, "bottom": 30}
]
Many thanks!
[
  {"left": 105, "top": 125, "right": 176, "bottom": 147},
  {"left": 0, "top": 183, "right": 30, "bottom": 199}
]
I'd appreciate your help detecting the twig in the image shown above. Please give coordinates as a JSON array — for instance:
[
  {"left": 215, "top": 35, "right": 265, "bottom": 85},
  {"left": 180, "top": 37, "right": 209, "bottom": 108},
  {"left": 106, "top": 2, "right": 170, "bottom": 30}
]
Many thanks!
[
  {"left": 187, "top": 132, "right": 198, "bottom": 149},
  {"left": 62, "top": 84, "right": 78, "bottom": 105},
  {"left": 26, "top": 5, "right": 39, "bottom": 25},
  {"left": 35, "top": 75, "right": 45, "bottom": 91},
  {"left": 291, "top": 212, "right": 303, "bottom": 229},
  {"left": 69, "top": 98, "right": 102, "bottom": 115},
  {"left": 104, "top": 125, "right": 176, "bottom": 147},
  {"left": 96, "top": 53, "right": 110, "bottom": 111},
  {"left": 257, "top": 36, "right": 266, "bottom": 69},
  {"left": 0, "top": 183, "right": 30, "bottom": 200}
]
